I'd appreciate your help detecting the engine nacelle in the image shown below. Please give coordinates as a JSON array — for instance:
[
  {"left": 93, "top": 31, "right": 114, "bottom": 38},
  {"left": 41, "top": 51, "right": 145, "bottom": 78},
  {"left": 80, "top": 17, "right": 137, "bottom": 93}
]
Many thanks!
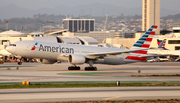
[
  {"left": 104, "top": 57, "right": 124, "bottom": 65},
  {"left": 40, "top": 59, "right": 57, "bottom": 64},
  {"left": 68, "top": 54, "right": 86, "bottom": 64}
]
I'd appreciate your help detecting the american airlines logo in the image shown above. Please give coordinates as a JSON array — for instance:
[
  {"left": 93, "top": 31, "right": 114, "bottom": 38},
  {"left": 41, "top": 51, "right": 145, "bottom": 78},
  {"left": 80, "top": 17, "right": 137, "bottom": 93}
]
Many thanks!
[
  {"left": 31, "top": 42, "right": 38, "bottom": 50},
  {"left": 38, "top": 44, "right": 74, "bottom": 54}
]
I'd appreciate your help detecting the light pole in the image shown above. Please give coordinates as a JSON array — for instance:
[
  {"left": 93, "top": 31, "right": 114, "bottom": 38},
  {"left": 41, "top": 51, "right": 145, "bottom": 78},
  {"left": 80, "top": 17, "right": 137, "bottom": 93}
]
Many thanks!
[{"left": 6, "top": 21, "right": 8, "bottom": 31}]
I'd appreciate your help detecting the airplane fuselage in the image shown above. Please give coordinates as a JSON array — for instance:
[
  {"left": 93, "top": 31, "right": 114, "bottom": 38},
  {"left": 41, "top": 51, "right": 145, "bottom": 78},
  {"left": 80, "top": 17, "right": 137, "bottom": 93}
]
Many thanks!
[
  {"left": 7, "top": 40, "right": 146, "bottom": 65},
  {"left": 6, "top": 25, "right": 157, "bottom": 71}
]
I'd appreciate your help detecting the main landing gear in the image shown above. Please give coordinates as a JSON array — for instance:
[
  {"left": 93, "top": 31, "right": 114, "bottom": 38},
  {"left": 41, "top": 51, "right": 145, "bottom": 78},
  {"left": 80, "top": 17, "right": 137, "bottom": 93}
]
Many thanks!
[
  {"left": 68, "top": 64, "right": 81, "bottom": 70},
  {"left": 84, "top": 60, "right": 97, "bottom": 71},
  {"left": 68, "top": 66, "right": 97, "bottom": 71},
  {"left": 68, "top": 60, "right": 97, "bottom": 71},
  {"left": 84, "top": 66, "right": 97, "bottom": 71}
]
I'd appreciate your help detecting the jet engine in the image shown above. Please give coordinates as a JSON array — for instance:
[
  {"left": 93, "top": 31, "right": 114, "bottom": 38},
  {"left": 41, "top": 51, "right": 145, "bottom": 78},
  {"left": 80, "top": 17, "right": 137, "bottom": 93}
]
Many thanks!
[
  {"left": 104, "top": 57, "right": 124, "bottom": 65},
  {"left": 40, "top": 59, "right": 57, "bottom": 64},
  {"left": 68, "top": 54, "right": 86, "bottom": 64}
]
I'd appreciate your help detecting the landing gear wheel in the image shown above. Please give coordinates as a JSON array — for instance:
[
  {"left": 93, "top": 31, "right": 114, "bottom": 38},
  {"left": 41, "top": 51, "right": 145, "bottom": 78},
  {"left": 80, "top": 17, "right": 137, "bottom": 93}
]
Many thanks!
[
  {"left": 76, "top": 67, "right": 81, "bottom": 70},
  {"left": 18, "top": 62, "right": 22, "bottom": 65},
  {"left": 68, "top": 67, "right": 72, "bottom": 70},
  {"left": 85, "top": 67, "right": 97, "bottom": 71},
  {"left": 68, "top": 66, "right": 81, "bottom": 70},
  {"left": 94, "top": 67, "right": 97, "bottom": 71}
]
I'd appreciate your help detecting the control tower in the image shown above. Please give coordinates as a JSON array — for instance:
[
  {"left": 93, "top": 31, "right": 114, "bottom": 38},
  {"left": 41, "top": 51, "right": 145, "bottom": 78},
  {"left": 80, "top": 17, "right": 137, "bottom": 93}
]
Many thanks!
[{"left": 142, "top": 0, "right": 160, "bottom": 34}]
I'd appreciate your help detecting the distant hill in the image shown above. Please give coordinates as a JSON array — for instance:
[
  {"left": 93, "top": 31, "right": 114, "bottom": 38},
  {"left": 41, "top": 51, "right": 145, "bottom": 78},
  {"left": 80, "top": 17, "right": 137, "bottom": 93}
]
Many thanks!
[
  {"left": 161, "top": 13, "right": 180, "bottom": 19},
  {"left": 0, "top": 3, "right": 179, "bottom": 19},
  {"left": 0, "top": 3, "right": 34, "bottom": 19}
]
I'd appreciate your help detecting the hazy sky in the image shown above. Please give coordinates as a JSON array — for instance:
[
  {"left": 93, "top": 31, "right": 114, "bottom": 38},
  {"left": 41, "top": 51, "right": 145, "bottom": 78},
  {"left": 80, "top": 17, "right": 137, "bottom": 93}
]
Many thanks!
[{"left": 0, "top": 0, "right": 180, "bottom": 11}]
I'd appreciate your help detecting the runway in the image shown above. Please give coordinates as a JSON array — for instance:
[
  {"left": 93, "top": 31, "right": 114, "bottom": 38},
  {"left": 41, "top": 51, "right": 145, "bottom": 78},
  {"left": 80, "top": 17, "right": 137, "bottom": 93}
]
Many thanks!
[
  {"left": 0, "top": 62, "right": 180, "bottom": 84},
  {"left": 1, "top": 87, "right": 180, "bottom": 103},
  {"left": 0, "top": 62, "right": 180, "bottom": 102}
]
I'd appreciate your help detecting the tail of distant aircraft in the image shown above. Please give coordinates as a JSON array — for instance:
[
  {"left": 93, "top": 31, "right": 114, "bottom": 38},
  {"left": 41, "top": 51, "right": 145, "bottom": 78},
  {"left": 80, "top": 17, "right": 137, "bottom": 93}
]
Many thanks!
[
  {"left": 130, "top": 25, "right": 157, "bottom": 54},
  {"left": 157, "top": 39, "right": 168, "bottom": 50}
]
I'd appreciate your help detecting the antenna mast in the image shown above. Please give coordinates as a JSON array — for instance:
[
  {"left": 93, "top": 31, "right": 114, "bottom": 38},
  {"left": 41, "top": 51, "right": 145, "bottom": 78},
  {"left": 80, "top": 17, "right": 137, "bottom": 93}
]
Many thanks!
[{"left": 104, "top": 13, "right": 108, "bottom": 31}]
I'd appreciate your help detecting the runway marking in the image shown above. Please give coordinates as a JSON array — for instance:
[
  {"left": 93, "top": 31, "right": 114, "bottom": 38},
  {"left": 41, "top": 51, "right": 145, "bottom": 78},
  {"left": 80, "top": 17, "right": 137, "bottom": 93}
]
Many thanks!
[{"left": 103, "top": 96, "right": 121, "bottom": 100}]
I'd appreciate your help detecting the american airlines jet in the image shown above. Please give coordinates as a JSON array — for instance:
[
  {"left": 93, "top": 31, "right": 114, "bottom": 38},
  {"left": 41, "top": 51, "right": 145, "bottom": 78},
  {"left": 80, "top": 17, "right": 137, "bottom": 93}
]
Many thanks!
[
  {"left": 148, "top": 39, "right": 180, "bottom": 57},
  {"left": 6, "top": 25, "right": 157, "bottom": 71}
]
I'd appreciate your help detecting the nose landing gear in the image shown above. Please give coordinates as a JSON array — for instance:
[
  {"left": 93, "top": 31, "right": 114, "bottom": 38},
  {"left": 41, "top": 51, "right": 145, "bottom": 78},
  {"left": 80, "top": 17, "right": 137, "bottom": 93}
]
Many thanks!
[{"left": 18, "top": 58, "right": 22, "bottom": 65}]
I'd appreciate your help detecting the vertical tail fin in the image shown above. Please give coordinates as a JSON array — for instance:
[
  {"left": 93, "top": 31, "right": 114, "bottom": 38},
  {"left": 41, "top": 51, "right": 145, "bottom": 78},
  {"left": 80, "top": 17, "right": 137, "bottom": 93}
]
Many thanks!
[
  {"left": 130, "top": 25, "right": 157, "bottom": 54},
  {"left": 157, "top": 39, "right": 168, "bottom": 50}
]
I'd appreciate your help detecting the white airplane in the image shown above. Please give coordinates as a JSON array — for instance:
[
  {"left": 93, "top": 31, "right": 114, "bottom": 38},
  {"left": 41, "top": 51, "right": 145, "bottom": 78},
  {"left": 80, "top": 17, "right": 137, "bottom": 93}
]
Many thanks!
[
  {"left": 148, "top": 39, "right": 180, "bottom": 56},
  {"left": 6, "top": 25, "right": 157, "bottom": 71}
]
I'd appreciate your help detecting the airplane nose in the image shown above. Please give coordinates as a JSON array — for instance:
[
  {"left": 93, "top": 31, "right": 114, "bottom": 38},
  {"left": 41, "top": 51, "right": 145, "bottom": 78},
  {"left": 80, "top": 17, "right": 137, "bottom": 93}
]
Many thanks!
[
  {"left": 5, "top": 46, "right": 10, "bottom": 51},
  {"left": 6, "top": 46, "right": 16, "bottom": 54}
]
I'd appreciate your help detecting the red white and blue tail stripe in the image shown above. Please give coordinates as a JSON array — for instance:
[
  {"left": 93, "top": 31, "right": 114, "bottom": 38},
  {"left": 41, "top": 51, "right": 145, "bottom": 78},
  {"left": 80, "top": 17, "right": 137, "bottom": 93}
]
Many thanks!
[
  {"left": 157, "top": 39, "right": 168, "bottom": 50},
  {"left": 131, "top": 25, "right": 157, "bottom": 49},
  {"left": 125, "top": 25, "right": 157, "bottom": 61},
  {"left": 130, "top": 25, "right": 157, "bottom": 54}
]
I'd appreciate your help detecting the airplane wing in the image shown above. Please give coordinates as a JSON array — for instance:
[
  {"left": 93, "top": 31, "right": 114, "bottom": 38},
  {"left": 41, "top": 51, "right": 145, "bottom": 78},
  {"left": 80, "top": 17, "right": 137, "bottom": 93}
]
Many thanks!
[{"left": 85, "top": 48, "right": 150, "bottom": 56}]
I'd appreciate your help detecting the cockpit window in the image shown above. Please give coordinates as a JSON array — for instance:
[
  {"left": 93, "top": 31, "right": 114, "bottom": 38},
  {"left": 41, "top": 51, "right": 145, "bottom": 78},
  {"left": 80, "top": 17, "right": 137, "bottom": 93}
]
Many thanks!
[{"left": 10, "top": 44, "right": 16, "bottom": 46}]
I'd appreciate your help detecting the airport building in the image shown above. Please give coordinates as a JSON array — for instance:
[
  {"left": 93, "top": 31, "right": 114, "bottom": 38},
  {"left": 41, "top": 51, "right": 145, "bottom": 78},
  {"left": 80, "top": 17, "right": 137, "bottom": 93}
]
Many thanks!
[
  {"left": 63, "top": 18, "right": 95, "bottom": 32},
  {"left": 74, "top": 31, "right": 114, "bottom": 43},
  {"left": 34, "top": 36, "right": 99, "bottom": 46},
  {"left": 105, "top": 27, "right": 180, "bottom": 51},
  {"left": 44, "top": 29, "right": 68, "bottom": 36},
  {"left": 142, "top": 0, "right": 160, "bottom": 34},
  {"left": 74, "top": 30, "right": 135, "bottom": 43},
  {"left": 29, "top": 32, "right": 44, "bottom": 37},
  {"left": 106, "top": 32, "right": 144, "bottom": 49},
  {"left": 0, "top": 30, "right": 26, "bottom": 37}
]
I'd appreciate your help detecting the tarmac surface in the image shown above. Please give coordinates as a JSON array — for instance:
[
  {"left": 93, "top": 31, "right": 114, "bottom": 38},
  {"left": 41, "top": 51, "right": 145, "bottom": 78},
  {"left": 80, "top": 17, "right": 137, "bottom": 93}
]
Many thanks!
[
  {"left": 1, "top": 87, "right": 180, "bottom": 103},
  {"left": 0, "top": 62, "right": 180, "bottom": 83},
  {"left": 0, "top": 62, "right": 180, "bottom": 102}
]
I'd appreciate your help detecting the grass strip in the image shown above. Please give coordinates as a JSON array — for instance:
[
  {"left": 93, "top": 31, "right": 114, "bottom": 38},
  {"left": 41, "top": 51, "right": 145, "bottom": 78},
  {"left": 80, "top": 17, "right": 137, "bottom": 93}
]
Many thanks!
[
  {"left": 131, "top": 74, "right": 180, "bottom": 77},
  {"left": 1, "top": 82, "right": 180, "bottom": 89}
]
